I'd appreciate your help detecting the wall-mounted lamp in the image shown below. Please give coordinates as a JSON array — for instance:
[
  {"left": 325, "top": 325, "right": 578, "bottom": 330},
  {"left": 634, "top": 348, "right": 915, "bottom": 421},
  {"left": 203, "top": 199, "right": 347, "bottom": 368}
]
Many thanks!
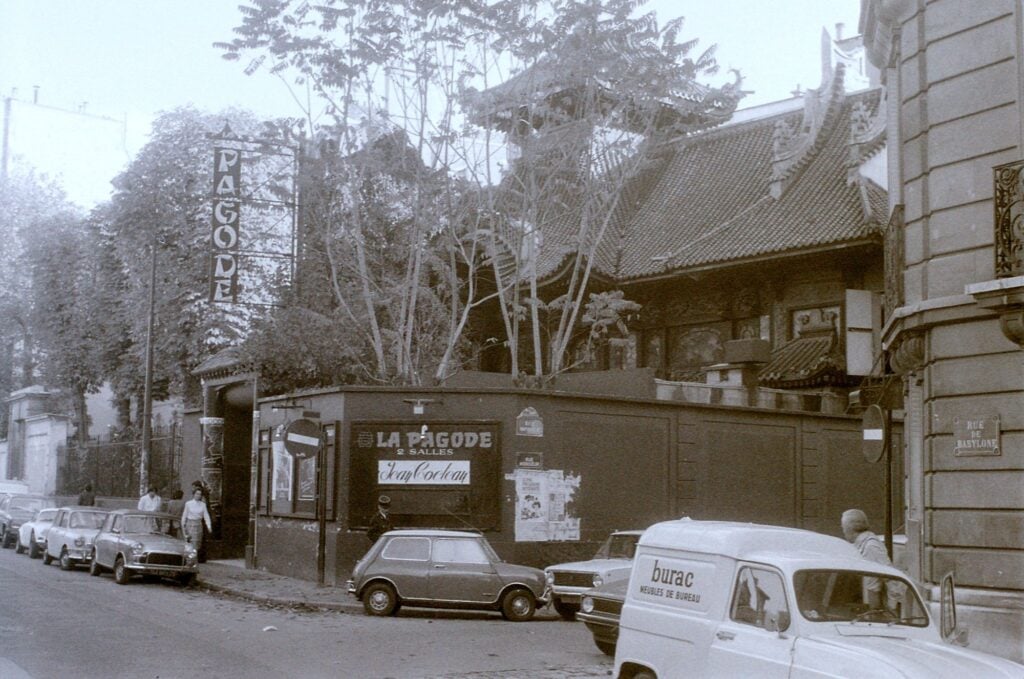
[{"left": 402, "top": 398, "right": 437, "bottom": 415}]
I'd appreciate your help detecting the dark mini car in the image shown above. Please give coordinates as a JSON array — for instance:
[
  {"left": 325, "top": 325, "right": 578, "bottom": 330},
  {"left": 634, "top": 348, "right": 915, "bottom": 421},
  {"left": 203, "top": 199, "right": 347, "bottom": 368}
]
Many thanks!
[
  {"left": 0, "top": 494, "right": 56, "bottom": 549},
  {"left": 577, "top": 576, "right": 629, "bottom": 656},
  {"left": 544, "top": 529, "right": 641, "bottom": 620},
  {"left": 91, "top": 509, "right": 198, "bottom": 585},
  {"left": 347, "top": 529, "right": 549, "bottom": 621}
]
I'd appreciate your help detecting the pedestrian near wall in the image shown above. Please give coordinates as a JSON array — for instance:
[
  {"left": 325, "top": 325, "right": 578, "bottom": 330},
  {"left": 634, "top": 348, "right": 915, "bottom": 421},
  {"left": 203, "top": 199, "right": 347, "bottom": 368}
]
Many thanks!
[
  {"left": 138, "top": 485, "right": 162, "bottom": 512},
  {"left": 181, "top": 488, "right": 212, "bottom": 558},
  {"left": 366, "top": 495, "right": 393, "bottom": 544},
  {"left": 841, "top": 508, "right": 902, "bottom": 612},
  {"left": 77, "top": 483, "right": 95, "bottom": 507}
]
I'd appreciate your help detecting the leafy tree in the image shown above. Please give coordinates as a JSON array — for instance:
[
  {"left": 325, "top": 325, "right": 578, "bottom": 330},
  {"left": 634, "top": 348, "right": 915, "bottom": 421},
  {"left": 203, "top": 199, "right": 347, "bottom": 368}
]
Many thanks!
[{"left": 221, "top": 0, "right": 740, "bottom": 386}]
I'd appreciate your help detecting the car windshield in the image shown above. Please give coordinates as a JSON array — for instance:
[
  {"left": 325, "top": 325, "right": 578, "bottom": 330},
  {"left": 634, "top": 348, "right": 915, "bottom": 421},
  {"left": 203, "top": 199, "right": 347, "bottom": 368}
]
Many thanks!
[
  {"left": 794, "top": 569, "right": 929, "bottom": 627},
  {"left": 122, "top": 515, "right": 181, "bottom": 536},
  {"left": 595, "top": 533, "right": 639, "bottom": 559},
  {"left": 35, "top": 509, "right": 58, "bottom": 522},
  {"left": 11, "top": 497, "right": 45, "bottom": 512},
  {"left": 69, "top": 511, "right": 106, "bottom": 529}
]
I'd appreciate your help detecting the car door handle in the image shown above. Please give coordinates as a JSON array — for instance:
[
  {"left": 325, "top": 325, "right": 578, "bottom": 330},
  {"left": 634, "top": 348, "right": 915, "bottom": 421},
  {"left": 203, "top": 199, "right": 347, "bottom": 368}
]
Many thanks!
[
  {"left": 716, "top": 631, "right": 736, "bottom": 641},
  {"left": 433, "top": 564, "right": 446, "bottom": 569}
]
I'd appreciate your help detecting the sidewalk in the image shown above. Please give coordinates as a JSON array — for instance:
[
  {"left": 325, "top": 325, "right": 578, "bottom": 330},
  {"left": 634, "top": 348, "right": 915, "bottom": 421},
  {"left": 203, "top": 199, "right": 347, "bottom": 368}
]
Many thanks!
[
  {"left": 196, "top": 559, "right": 362, "bottom": 612},
  {"left": 195, "top": 560, "right": 560, "bottom": 619}
]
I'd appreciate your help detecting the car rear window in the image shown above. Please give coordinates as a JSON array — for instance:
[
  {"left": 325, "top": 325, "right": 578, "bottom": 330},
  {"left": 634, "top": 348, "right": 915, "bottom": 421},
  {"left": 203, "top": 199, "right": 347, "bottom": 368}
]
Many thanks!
[
  {"left": 382, "top": 536, "right": 430, "bottom": 561},
  {"left": 36, "top": 509, "right": 58, "bottom": 522}
]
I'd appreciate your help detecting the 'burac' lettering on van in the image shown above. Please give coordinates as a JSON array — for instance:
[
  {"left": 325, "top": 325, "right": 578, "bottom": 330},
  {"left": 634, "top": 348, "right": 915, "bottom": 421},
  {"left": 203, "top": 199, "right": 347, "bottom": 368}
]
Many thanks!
[{"left": 631, "top": 555, "right": 714, "bottom": 611}]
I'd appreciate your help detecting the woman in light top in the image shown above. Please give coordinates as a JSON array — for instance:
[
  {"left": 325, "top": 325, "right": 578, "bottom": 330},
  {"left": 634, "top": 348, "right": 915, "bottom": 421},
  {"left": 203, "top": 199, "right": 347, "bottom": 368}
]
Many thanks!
[{"left": 181, "top": 488, "right": 212, "bottom": 555}]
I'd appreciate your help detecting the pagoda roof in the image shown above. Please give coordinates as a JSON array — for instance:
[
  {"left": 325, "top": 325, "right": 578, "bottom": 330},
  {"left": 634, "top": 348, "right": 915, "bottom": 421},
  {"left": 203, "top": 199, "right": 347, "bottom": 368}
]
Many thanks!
[{"left": 529, "top": 70, "right": 887, "bottom": 285}]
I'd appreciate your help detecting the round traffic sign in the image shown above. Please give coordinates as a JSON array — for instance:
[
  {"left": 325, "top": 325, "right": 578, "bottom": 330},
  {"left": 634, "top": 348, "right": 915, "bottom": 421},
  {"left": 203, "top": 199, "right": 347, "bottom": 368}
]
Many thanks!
[
  {"left": 861, "top": 404, "right": 886, "bottom": 463},
  {"left": 284, "top": 418, "right": 321, "bottom": 458}
]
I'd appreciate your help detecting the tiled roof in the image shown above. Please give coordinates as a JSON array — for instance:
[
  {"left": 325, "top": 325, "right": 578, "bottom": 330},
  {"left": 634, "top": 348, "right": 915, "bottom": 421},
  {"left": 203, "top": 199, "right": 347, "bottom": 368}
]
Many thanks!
[
  {"left": 533, "top": 88, "right": 886, "bottom": 283},
  {"left": 758, "top": 331, "right": 847, "bottom": 388},
  {"left": 193, "top": 346, "right": 242, "bottom": 377}
]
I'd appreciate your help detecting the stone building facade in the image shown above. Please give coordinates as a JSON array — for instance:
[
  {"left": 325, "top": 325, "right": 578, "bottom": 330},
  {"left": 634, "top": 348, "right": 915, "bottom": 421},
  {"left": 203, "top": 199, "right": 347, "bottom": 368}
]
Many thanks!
[{"left": 862, "top": 0, "right": 1024, "bottom": 661}]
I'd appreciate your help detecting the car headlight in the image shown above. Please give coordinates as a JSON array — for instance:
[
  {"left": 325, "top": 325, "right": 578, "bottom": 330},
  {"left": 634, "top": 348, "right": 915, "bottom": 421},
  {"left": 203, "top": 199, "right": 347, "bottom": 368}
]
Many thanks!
[
  {"left": 130, "top": 542, "right": 145, "bottom": 556},
  {"left": 545, "top": 570, "right": 554, "bottom": 586},
  {"left": 74, "top": 536, "right": 85, "bottom": 547},
  {"left": 184, "top": 545, "right": 197, "bottom": 558},
  {"left": 592, "top": 574, "right": 604, "bottom": 588},
  {"left": 581, "top": 596, "right": 595, "bottom": 614}
]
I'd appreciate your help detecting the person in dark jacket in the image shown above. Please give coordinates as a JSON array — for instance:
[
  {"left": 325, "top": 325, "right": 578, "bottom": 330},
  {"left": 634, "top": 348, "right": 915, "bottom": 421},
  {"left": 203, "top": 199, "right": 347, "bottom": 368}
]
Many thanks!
[
  {"left": 77, "top": 483, "right": 96, "bottom": 506},
  {"left": 366, "top": 495, "right": 393, "bottom": 544}
]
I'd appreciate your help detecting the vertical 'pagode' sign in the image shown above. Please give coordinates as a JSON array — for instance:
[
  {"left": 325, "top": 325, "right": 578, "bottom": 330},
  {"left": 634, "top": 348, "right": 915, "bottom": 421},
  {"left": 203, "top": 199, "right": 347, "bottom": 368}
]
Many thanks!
[{"left": 210, "top": 146, "right": 242, "bottom": 303}]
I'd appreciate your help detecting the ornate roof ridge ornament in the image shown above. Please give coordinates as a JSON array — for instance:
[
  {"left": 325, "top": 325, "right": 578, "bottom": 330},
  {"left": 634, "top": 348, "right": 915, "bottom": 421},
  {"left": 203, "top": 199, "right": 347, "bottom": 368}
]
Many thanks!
[{"left": 769, "top": 60, "right": 847, "bottom": 199}]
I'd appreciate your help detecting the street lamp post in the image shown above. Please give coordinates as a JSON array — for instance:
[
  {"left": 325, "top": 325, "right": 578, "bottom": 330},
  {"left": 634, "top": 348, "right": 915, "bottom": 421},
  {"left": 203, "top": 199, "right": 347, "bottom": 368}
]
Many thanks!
[{"left": 139, "top": 238, "right": 157, "bottom": 496}]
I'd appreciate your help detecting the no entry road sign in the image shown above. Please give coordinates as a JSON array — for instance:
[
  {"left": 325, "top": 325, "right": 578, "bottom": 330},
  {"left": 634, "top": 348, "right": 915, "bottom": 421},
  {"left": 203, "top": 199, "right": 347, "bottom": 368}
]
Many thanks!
[{"left": 285, "top": 418, "right": 321, "bottom": 458}]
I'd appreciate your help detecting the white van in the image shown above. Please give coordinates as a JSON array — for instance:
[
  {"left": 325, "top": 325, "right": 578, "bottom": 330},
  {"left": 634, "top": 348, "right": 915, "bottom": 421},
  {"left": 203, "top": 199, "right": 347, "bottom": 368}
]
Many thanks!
[{"left": 614, "top": 520, "right": 1024, "bottom": 678}]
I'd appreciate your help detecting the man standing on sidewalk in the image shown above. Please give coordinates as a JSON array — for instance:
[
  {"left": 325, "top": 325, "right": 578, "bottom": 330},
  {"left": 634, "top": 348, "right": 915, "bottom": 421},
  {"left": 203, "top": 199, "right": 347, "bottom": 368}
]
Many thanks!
[{"left": 367, "top": 495, "right": 393, "bottom": 544}]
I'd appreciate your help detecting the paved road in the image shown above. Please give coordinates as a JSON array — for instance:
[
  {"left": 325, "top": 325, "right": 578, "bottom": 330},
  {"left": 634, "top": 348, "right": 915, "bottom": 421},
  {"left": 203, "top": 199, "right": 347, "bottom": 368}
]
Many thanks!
[{"left": 0, "top": 546, "right": 612, "bottom": 678}]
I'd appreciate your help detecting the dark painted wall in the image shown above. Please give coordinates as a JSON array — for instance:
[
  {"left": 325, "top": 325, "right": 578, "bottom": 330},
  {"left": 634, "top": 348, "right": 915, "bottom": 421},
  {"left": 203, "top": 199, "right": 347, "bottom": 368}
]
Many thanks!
[{"left": 236, "top": 386, "right": 900, "bottom": 584}]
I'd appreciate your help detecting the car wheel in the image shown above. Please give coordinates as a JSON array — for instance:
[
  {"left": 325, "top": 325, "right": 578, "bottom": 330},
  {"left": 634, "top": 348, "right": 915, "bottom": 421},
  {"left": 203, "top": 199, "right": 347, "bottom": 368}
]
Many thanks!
[
  {"left": 362, "top": 582, "right": 399, "bottom": 616},
  {"left": 28, "top": 534, "right": 40, "bottom": 559},
  {"left": 594, "top": 639, "right": 616, "bottom": 657},
  {"left": 501, "top": 587, "right": 536, "bottom": 622},
  {"left": 553, "top": 598, "right": 578, "bottom": 621},
  {"left": 14, "top": 533, "right": 25, "bottom": 554},
  {"left": 42, "top": 547, "right": 53, "bottom": 565},
  {"left": 113, "top": 556, "right": 130, "bottom": 585},
  {"left": 1, "top": 527, "right": 11, "bottom": 548},
  {"left": 59, "top": 548, "right": 74, "bottom": 571},
  {"left": 89, "top": 552, "right": 103, "bottom": 576},
  {"left": 178, "top": 572, "right": 195, "bottom": 587}
]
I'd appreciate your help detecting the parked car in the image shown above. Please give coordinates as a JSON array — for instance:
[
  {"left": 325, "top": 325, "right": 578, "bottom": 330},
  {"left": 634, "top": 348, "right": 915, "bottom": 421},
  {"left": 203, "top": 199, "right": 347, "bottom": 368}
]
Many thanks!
[
  {"left": 577, "top": 576, "right": 629, "bottom": 656},
  {"left": 42, "top": 506, "right": 109, "bottom": 570},
  {"left": 17, "top": 507, "right": 58, "bottom": 558},
  {"left": 347, "top": 529, "right": 549, "bottom": 621},
  {"left": 91, "top": 509, "right": 198, "bottom": 585},
  {"left": 544, "top": 529, "right": 642, "bottom": 620},
  {"left": 0, "top": 494, "right": 55, "bottom": 549},
  {"left": 615, "top": 519, "right": 1024, "bottom": 678}
]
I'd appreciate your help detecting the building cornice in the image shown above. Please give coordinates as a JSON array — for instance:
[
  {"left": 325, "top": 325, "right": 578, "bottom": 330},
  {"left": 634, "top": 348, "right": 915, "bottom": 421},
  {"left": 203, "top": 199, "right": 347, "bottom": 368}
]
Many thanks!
[{"left": 860, "top": 0, "right": 916, "bottom": 70}]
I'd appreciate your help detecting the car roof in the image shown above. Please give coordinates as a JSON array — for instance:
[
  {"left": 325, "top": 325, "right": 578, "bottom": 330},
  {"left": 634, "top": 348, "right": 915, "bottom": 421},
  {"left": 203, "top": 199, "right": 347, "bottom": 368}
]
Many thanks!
[
  {"left": 382, "top": 528, "right": 482, "bottom": 538},
  {"left": 106, "top": 508, "right": 177, "bottom": 518},
  {"left": 56, "top": 506, "right": 109, "bottom": 511},
  {"left": 639, "top": 519, "right": 901, "bottom": 574}
]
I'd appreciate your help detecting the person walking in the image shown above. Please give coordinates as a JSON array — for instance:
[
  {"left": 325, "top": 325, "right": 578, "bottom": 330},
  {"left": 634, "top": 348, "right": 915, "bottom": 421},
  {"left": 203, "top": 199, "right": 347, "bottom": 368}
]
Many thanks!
[
  {"left": 366, "top": 495, "right": 393, "bottom": 544},
  {"left": 165, "top": 489, "right": 185, "bottom": 519},
  {"left": 77, "top": 483, "right": 96, "bottom": 507},
  {"left": 181, "top": 488, "right": 212, "bottom": 558},
  {"left": 841, "top": 508, "right": 901, "bottom": 611},
  {"left": 138, "top": 486, "right": 162, "bottom": 512}
]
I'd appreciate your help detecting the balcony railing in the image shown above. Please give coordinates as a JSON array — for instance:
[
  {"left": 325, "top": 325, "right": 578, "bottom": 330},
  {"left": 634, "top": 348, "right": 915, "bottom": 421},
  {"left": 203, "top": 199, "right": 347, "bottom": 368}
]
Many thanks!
[{"left": 994, "top": 160, "right": 1024, "bottom": 278}]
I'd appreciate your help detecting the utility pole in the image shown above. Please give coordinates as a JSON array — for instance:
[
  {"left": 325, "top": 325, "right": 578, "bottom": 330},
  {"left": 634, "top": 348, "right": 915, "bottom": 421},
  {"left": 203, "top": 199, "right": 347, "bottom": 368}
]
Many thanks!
[{"left": 139, "top": 237, "right": 157, "bottom": 495}]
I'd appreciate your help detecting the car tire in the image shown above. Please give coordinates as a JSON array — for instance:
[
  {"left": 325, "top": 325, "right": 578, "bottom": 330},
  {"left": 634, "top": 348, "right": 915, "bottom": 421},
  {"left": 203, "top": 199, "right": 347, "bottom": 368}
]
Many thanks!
[
  {"left": 28, "top": 534, "right": 40, "bottom": 559},
  {"left": 1, "top": 527, "right": 11, "bottom": 548},
  {"left": 113, "top": 556, "right": 130, "bottom": 585},
  {"left": 42, "top": 548, "right": 53, "bottom": 565},
  {"left": 594, "top": 639, "right": 616, "bottom": 657},
  {"left": 89, "top": 553, "right": 103, "bottom": 576},
  {"left": 15, "top": 534, "right": 25, "bottom": 554},
  {"left": 178, "top": 573, "right": 195, "bottom": 587},
  {"left": 553, "top": 598, "right": 578, "bottom": 621},
  {"left": 500, "top": 587, "right": 536, "bottom": 622},
  {"left": 59, "top": 548, "right": 74, "bottom": 571},
  {"left": 362, "top": 582, "right": 399, "bottom": 616}
]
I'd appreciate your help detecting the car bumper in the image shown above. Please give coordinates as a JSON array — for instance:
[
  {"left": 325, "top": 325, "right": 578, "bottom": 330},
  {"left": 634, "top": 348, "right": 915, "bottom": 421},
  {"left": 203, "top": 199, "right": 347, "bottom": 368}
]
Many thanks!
[
  {"left": 66, "top": 548, "right": 93, "bottom": 562},
  {"left": 550, "top": 589, "right": 587, "bottom": 604},
  {"left": 346, "top": 579, "right": 356, "bottom": 594},
  {"left": 125, "top": 563, "right": 198, "bottom": 576},
  {"left": 577, "top": 611, "right": 620, "bottom": 642}
]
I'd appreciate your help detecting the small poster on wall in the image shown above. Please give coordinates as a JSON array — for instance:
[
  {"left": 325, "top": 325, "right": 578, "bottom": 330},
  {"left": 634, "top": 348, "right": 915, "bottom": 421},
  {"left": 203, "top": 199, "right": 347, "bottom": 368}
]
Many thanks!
[{"left": 512, "top": 469, "right": 580, "bottom": 542}]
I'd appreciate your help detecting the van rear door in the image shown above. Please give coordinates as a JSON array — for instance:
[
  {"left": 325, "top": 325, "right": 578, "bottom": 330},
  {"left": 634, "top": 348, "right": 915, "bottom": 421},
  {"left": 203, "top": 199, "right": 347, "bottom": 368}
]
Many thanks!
[{"left": 706, "top": 565, "right": 795, "bottom": 677}]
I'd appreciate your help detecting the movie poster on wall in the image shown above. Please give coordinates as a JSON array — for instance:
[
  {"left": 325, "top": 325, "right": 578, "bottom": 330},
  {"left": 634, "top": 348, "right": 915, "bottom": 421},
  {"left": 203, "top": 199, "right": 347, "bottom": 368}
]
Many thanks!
[{"left": 513, "top": 469, "right": 581, "bottom": 542}]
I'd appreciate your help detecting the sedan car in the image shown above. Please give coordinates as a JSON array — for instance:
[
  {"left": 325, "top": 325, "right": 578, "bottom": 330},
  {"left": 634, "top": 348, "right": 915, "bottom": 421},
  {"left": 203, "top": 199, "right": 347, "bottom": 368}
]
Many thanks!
[
  {"left": 0, "top": 494, "right": 56, "bottom": 549},
  {"left": 544, "top": 529, "right": 641, "bottom": 620},
  {"left": 577, "top": 576, "right": 628, "bottom": 656},
  {"left": 43, "top": 506, "right": 109, "bottom": 570},
  {"left": 91, "top": 509, "right": 198, "bottom": 585},
  {"left": 347, "top": 529, "right": 549, "bottom": 621},
  {"left": 17, "top": 507, "right": 58, "bottom": 558}
]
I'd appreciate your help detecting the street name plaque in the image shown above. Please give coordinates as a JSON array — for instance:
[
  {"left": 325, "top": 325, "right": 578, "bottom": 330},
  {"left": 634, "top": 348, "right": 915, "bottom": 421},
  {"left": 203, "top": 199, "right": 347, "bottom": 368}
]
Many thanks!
[{"left": 953, "top": 415, "right": 1001, "bottom": 457}]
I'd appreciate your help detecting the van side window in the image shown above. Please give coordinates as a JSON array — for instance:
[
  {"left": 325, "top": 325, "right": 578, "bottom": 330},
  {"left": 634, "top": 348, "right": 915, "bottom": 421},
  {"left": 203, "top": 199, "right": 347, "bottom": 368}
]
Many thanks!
[{"left": 730, "top": 567, "right": 789, "bottom": 631}]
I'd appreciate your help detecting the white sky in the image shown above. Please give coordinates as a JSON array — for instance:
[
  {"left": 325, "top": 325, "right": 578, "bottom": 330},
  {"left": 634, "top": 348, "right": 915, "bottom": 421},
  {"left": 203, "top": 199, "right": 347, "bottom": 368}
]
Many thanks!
[{"left": 0, "top": 0, "right": 862, "bottom": 209}]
